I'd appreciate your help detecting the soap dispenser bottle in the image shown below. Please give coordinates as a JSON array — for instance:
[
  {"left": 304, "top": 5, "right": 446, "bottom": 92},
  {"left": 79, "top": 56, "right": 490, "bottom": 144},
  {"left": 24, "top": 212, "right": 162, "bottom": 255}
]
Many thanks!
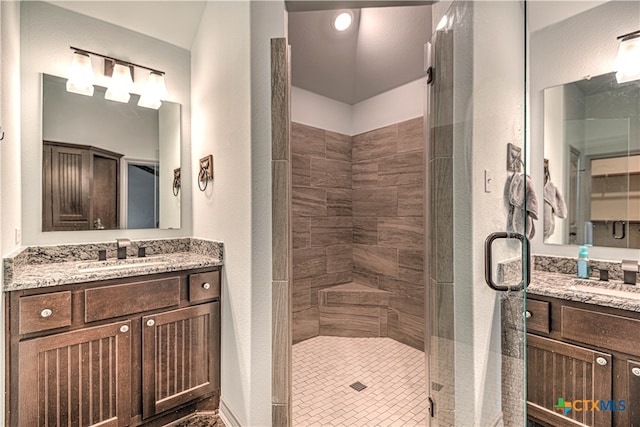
[{"left": 577, "top": 245, "right": 590, "bottom": 279}]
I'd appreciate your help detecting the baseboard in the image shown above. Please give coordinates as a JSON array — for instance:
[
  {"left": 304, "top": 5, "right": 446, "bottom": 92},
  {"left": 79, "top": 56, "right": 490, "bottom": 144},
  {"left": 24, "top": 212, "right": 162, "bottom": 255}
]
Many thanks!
[{"left": 220, "top": 399, "right": 243, "bottom": 427}]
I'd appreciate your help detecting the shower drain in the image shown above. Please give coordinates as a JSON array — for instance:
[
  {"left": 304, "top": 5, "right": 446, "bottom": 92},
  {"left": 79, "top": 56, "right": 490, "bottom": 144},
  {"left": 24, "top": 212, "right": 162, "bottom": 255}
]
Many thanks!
[{"left": 350, "top": 381, "right": 367, "bottom": 392}]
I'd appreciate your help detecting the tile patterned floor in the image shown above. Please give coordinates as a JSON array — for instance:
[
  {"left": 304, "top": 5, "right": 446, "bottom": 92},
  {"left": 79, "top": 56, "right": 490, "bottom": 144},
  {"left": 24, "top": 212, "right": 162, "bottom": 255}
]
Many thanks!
[{"left": 293, "top": 336, "right": 427, "bottom": 427}]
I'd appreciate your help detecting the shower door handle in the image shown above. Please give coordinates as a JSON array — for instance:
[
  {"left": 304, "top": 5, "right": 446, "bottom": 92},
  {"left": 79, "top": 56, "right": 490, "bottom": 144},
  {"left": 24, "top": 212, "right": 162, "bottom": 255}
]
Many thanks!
[{"left": 484, "top": 232, "right": 530, "bottom": 292}]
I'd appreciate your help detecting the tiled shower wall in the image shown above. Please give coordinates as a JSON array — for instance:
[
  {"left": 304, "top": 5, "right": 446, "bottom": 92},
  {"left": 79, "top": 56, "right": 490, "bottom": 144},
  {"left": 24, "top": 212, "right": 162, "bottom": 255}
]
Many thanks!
[
  {"left": 351, "top": 118, "right": 425, "bottom": 350},
  {"left": 292, "top": 123, "right": 354, "bottom": 343},
  {"left": 291, "top": 118, "right": 426, "bottom": 350}
]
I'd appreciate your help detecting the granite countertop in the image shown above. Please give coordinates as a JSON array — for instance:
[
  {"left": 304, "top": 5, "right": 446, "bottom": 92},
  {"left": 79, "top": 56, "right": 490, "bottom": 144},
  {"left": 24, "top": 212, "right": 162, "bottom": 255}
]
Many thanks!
[
  {"left": 528, "top": 271, "right": 640, "bottom": 313},
  {"left": 3, "top": 238, "right": 223, "bottom": 292}
]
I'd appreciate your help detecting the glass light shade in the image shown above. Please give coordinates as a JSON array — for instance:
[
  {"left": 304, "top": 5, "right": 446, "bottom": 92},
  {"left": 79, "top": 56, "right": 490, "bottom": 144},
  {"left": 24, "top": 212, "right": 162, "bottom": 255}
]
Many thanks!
[
  {"left": 615, "top": 36, "right": 640, "bottom": 83},
  {"left": 137, "top": 72, "right": 168, "bottom": 109},
  {"left": 105, "top": 63, "right": 133, "bottom": 103},
  {"left": 66, "top": 52, "right": 95, "bottom": 96}
]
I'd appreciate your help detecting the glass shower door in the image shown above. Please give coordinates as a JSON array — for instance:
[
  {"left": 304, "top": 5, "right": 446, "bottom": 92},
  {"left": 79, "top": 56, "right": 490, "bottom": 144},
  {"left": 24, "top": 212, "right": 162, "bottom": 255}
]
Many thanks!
[{"left": 426, "top": 1, "right": 528, "bottom": 426}]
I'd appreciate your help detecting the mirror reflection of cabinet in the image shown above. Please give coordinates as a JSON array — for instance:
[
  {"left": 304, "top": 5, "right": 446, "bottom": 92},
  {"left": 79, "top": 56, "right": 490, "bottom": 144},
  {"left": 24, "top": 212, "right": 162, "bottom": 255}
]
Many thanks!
[{"left": 43, "top": 141, "right": 123, "bottom": 231}]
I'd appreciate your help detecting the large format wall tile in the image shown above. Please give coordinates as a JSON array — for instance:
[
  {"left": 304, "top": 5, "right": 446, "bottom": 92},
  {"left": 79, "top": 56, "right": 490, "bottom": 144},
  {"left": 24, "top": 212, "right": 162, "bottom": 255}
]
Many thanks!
[
  {"left": 326, "top": 188, "right": 352, "bottom": 216},
  {"left": 353, "top": 188, "right": 398, "bottom": 217},
  {"left": 292, "top": 186, "right": 327, "bottom": 217},
  {"left": 311, "top": 158, "right": 352, "bottom": 189},
  {"left": 326, "top": 131, "right": 352, "bottom": 162},
  {"left": 377, "top": 217, "right": 424, "bottom": 250},
  {"left": 310, "top": 217, "right": 353, "bottom": 247},
  {"left": 292, "top": 122, "right": 325, "bottom": 157},
  {"left": 353, "top": 245, "right": 399, "bottom": 277},
  {"left": 378, "top": 151, "right": 424, "bottom": 187}
]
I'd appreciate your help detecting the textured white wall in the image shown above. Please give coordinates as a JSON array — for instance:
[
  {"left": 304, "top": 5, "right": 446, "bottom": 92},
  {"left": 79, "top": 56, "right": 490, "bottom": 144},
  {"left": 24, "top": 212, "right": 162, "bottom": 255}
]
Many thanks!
[
  {"left": 191, "top": 1, "right": 284, "bottom": 425},
  {"left": 20, "top": 1, "right": 192, "bottom": 244},
  {"left": 530, "top": 0, "right": 640, "bottom": 261},
  {"left": 1, "top": 3, "right": 21, "bottom": 426},
  {"left": 292, "top": 77, "right": 424, "bottom": 136}
]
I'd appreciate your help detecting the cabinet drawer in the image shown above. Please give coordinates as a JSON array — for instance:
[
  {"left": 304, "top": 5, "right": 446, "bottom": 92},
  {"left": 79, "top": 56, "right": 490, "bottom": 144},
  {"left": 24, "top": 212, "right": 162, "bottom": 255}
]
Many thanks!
[
  {"left": 19, "top": 291, "right": 72, "bottom": 334},
  {"left": 561, "top": 306, "right": 640, "bottom": 355},
  {"left": 85, "top": 276, "right": 180, "bottom": 322},
  {"left": 189, "top": 270, "right": 220, "bottom": 303},
  {"left": 526, "top": 299, "right": 550, "bottom": 334}
]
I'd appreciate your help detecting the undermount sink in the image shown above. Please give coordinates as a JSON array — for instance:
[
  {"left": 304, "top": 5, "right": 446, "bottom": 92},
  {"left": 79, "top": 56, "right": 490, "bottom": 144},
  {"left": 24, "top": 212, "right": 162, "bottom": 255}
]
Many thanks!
[
  {"left": 77, "top": 256, "right": 168, "bottom": 273},
  {"left": 570, "top": 282, "right": 640, "bottom": 300}
]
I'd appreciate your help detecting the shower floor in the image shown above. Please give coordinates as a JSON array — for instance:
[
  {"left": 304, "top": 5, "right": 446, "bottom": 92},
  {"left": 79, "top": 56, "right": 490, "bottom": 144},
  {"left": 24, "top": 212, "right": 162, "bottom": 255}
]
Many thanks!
[{"left": 292, "top": 336, "right": 427, "bottom": 427}]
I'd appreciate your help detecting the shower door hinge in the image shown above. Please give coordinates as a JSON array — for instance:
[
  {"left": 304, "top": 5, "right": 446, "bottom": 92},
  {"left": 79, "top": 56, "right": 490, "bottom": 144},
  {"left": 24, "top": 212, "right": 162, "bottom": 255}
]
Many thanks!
[
  {"left": 428, "top": 396, "right": 434, "bottom": 417},
  {"left": 427, "top": 67, "right": 434, "bottom": 85}
]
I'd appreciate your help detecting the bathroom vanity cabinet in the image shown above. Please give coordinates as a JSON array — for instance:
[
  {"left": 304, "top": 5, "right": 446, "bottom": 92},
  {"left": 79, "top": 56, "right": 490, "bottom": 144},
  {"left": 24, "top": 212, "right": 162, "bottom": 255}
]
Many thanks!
[
  {"left": 526, "top": 296, "right": 640, "bottom": 427},
  {"left": 6, "top": 267, "right": 221, "bottom": 427}
]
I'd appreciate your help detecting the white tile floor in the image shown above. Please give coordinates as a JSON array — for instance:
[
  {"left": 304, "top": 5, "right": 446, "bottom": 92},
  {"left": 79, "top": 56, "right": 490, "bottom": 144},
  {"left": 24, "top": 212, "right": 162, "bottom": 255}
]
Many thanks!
[{"left": 292, "top": 336, "right": 427, "bottom": 427}]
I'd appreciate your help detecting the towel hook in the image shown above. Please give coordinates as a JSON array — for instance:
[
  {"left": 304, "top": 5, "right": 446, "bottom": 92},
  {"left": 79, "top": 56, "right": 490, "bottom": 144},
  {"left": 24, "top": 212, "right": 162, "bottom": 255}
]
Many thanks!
[
  {"left": 172, "top": 168, "right": 181, "bottom": 196},
  {"left": 198, "top": 155, "right": 214, "bottom": 192},
  {"left": 0, "top": 126, "right": 5, "bottom": 141},
  {"left": 507, "top": 143, "right": 522, "bottom": 173}
]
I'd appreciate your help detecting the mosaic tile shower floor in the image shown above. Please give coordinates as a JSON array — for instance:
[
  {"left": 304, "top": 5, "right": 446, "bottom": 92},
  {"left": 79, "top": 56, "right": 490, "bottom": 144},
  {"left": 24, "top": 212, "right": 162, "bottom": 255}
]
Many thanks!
[{"left": 293, "top": 336, "right": 427, "bottom": 427}]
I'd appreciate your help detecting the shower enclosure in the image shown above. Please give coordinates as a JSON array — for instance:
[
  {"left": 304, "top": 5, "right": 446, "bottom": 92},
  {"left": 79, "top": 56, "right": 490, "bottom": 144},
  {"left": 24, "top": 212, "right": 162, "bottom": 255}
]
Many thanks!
[{"left": 271, "top": 1, "right": 529, "bottom": 426}]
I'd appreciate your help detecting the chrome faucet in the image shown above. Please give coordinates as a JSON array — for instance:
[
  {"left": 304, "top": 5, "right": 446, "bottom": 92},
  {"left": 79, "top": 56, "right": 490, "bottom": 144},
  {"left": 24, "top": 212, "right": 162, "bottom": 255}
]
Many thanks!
[
  {"left": 116, "top": 238, "right": 131, "bottom": 260},
  {"left": 621, "top": 260, "right": 639, "bottom": 285}
]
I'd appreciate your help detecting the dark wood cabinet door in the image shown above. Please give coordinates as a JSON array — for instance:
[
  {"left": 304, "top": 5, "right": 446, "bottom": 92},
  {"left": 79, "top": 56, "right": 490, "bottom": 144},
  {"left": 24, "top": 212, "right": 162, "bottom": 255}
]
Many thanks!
[
  {"left": 527, "top": 333, "right": 612, "bottom": 427},
  {"left": 141, "top": 302, "right": 220, "bottom": 419},
  {"left": 17, "top": 320, "right": 131, "bottom": 427},
  {"left": 47, "top": 144, "right": 91, "bottom": 231}
]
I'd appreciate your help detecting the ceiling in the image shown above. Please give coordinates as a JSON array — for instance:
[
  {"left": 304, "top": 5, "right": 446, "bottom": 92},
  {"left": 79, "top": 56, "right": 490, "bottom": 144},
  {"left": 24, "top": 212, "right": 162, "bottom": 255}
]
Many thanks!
[
  {"left": 289, "top": 5, "right": 432, "bottom": 105},
  {"left": 47, "top": 1, "right": 206, "bottom": 50}
]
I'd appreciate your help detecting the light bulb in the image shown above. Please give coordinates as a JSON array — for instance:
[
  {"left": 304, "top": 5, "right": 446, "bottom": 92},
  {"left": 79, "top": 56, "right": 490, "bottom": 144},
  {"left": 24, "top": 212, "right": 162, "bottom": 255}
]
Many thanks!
[{"left": 333, "top": 12, "right": 353, "bottom": 32}]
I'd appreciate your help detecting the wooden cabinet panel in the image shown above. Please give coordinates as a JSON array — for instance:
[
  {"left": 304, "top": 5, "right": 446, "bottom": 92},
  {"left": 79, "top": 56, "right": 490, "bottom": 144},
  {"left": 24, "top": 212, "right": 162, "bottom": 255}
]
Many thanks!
[
  {"left": 561, "top": 306, "right": 640, "bottom": 355},
  {"left": 527, "top": 299, "right": 550, "bottom": 334},
  {"left": 45, "top": 144, "right": 91, "bottom": 231},
  {"left": 188, "top": 270, "right": 221, "bottom": 303},
  {"left": 628, "top": 360, "right": 640, "bottom": 427},
  {"left": 142, "top": 303, "right": 220, "bottom": 419},
  {"left": 17, "top": 320, "right": 131, "bottom": 427},
  {"left": 19, "top": 291, "right": 72, "bottom": 334},
  {"left": 85, "top": 277, "right": 180, "bottom": 322},
  {"left": 527, "top": 333, "right": 612, "bottom": 427}
]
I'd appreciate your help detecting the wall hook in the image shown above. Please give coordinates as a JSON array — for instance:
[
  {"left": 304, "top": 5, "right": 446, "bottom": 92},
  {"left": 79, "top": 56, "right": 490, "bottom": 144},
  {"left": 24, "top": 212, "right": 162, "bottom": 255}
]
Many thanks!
[
  {"left": 198, "top": 155, "right": 214, "bottom": 192},
  {"left": 0, "top": 126, "right": 5, "bottom": 141}
]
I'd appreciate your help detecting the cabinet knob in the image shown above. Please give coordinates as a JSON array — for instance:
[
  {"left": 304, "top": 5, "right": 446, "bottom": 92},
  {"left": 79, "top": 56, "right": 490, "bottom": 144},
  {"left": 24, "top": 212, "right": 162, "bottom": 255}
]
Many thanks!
[
  {"left": 525, "top": 311, "right": 532, "bottom": 319},
  {"left": 202, "top": 282, "right": 211, "bottom": 290},
  {"left": 632, "top": 367, "right": 640, "bottom": 377},
  {"left": 146, "top": 319, "right": 155, "bottom": 327},
  {"left": 40, "top": 308, "right": 53, "bottom": 318},
  {"left": 120, "top": 325, "right": 129, "bottom": 333},
  {"left": 596, "top": 357, "right": 608, "bottom": 366}
]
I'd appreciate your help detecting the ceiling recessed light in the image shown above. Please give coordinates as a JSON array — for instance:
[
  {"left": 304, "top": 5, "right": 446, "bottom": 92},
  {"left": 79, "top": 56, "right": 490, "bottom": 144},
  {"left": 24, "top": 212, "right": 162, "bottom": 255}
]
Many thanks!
[{"left": 333, "top": 11, "right": 353, "bottom": 32}]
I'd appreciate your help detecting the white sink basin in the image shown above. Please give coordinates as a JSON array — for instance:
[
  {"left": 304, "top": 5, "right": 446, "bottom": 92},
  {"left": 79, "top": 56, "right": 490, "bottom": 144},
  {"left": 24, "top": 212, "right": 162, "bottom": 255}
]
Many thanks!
[
  {"left": 77, "top": 257, "right": 168, "bottom": 273},
  {"left": 570, "top": 283, "right": 640, "bottom": 300}
]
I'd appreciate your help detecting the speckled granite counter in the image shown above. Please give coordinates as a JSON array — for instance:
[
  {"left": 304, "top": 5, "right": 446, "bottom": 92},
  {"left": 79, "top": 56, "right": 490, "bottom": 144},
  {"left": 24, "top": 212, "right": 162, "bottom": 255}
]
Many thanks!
[
  {"left": 528, "top": 271, "right": 640, "bottom": 313},
  {"left": 3, "top": 238, "right": 223, "bottom": 291}
]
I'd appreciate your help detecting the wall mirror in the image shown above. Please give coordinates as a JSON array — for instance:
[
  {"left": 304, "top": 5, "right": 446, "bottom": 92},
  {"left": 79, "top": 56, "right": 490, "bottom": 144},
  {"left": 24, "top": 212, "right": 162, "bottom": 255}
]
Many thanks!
[
  {"left": 543, "top": 72, "right": 640, "bottom": 249},
  {"left": 42, "top": 73, "right": 181, "bottom": 231}
]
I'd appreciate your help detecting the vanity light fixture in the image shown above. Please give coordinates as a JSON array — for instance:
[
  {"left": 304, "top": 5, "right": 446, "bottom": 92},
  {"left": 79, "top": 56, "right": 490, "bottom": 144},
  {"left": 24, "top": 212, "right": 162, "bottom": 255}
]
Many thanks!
[
  {"left": 66, "top": 50, "right": 95, "bottom": 96},
  {"left": 333, "top": 10, "right": 353, "bottom": 32},
  {"left": 66, "top": 46, "right": 168, "bottom": 106},
  {"left": 615, "top": 30, "right": 640, "bottom": 84}
]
